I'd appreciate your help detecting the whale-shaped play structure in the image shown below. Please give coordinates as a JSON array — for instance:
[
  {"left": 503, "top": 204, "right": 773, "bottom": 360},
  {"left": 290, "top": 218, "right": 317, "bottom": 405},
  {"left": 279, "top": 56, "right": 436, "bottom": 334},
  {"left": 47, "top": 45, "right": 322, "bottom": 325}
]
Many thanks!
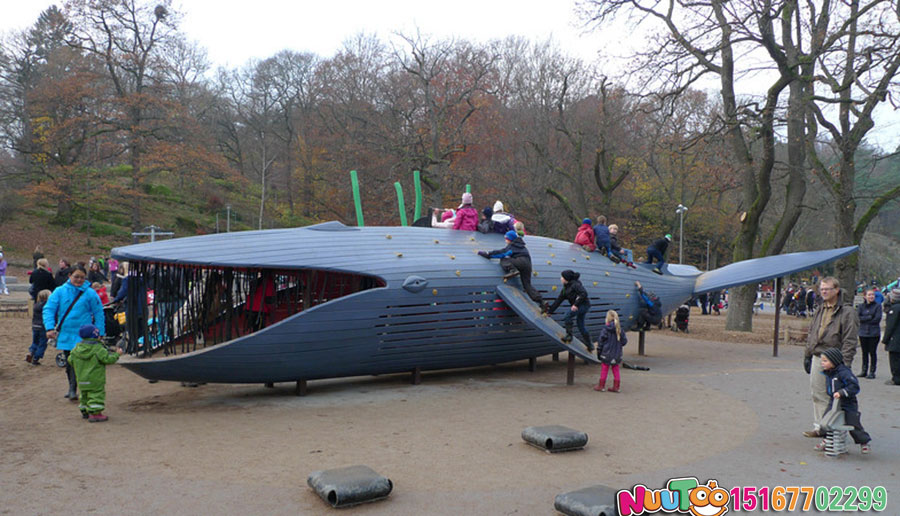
[{"left": 110, "top": 222, "right": 857, "bottom": 384}]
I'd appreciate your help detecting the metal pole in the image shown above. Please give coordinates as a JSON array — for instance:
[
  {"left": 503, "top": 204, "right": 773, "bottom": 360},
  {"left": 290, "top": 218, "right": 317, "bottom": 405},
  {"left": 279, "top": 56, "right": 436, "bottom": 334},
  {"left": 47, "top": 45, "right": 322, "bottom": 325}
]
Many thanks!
[
  {"left": 676, "top": 204, "right": 687, "bottom": 264},
  {"left": 706, "top": 240, "right": 710, "bottom": 271},
  {"left": 259, "top": 131, "right": 265, "bottom": 230},
  {"left": 150, "top": 226, "right": 156, "bottom": 242},
  {"left": 216, "top": 213, "right": 219, "bottom": 233},
  {"left": 773, "top": 277, "right": 782, "bottom": 357},
  {"left": 226, "top": 205, "right": 231, "bottom": 232}
]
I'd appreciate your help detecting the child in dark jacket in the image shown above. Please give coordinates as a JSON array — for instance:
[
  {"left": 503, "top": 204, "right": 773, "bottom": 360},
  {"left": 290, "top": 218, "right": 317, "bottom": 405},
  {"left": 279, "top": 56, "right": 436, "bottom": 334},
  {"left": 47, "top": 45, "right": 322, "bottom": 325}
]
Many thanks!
[
  {"left": 594, "top": 310, "right": 627, "bottom": 392},
  {"left": 26, "top": 289, "right": 52, "bottom": 365},
  {"left": 478, "top": 231, "right": 546, "bottom": 308},
  {"left": 68, "top": 324, "right": 122, "bottom": 422},
  {"left": 546, "top": 270, "right": 593, "bottom": 350},
  {"left": 816, "top": 347, "right": 871, "bottom": 453}
]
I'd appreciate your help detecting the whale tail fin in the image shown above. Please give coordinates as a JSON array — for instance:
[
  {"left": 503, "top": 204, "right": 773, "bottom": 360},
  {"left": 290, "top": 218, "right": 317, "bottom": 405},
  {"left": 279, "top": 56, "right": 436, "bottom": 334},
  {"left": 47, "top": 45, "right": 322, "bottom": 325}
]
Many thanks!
[{"left": 692, "top": 246, "right": 858, "bottom": 295}]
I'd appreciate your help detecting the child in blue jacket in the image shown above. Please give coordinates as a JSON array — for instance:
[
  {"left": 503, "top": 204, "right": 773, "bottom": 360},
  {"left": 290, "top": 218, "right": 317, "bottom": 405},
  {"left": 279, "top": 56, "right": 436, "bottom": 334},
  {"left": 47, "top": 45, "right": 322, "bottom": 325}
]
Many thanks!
[{"left": 816, "top": 347, "right": 871, "bottom": 453}]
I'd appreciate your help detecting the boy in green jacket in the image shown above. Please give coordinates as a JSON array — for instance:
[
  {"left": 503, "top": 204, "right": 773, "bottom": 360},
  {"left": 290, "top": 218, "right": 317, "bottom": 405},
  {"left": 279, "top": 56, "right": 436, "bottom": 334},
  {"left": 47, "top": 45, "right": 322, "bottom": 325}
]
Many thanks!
[{"left": 69, "top": 324, "right": 122, "bottom": 422}]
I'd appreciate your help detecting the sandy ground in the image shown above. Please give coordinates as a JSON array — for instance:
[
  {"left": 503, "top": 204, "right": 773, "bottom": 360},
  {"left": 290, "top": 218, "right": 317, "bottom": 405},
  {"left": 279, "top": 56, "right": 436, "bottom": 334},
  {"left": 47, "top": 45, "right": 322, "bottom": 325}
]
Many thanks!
[{"left": 1, "top": 304, "right": 898, "bottom": 515}]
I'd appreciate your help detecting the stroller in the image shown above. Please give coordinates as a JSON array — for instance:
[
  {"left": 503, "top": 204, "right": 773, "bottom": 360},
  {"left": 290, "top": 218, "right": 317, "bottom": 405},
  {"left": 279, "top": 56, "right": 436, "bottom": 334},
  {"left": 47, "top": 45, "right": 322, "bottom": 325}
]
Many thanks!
[
  {"left": 55, "top": 306, "right": 124, "bottom": 367},
  {"left": 673, "top": 304, "right": 690, "bottom": 333}
]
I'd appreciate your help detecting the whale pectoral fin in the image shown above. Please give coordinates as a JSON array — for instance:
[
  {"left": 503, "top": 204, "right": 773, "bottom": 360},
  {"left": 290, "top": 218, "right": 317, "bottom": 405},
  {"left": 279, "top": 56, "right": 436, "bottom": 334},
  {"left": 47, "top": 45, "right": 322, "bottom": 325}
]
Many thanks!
[{"left": 495, "top": 284, "right": 600, "bottom": 363}]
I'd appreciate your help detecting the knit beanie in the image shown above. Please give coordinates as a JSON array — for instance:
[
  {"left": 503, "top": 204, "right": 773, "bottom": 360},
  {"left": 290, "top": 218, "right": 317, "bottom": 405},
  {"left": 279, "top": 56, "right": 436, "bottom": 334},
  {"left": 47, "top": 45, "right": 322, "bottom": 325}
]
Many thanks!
[
  {"left": 822, "top": 347, "right": 843, "bottom": 367},
  {"left": 504, "top": 230, "right": 518, "bottom": 242},
  {"left": 493, "top": 200, "right": 504, "bottom": 213},
  {"left": 561, "top": 270, "right": 579, "bottom": 281},
  {"left": 461, "top": 192, "right": 473, "bottom": 205},
  {"left": 79, "top": 324, "right": 100, "bottom": 339},
  {"left": 665, "top": 234, "right": 672, "bottom": 241},
  {"left": 483, "top": 206, "right": 493, "bottom": 218},
  {"left": 582, "top": 218, "right": 591, "bottom": 225},
  {"left": 891, "top": 288, "right": 900, "bottom": 302}
]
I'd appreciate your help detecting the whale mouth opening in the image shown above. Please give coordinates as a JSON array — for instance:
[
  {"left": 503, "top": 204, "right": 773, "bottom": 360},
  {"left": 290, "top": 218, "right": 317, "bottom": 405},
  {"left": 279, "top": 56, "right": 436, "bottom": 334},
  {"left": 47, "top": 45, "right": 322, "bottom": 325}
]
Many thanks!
[{"left": 117, "top": 261, "right": 384, "bottom": 357}]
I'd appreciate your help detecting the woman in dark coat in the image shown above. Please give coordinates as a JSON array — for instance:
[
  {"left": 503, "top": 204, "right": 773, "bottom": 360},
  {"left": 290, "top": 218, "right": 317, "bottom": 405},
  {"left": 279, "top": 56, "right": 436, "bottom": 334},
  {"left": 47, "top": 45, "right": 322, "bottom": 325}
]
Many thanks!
[
  {"left": 882, "top": 289, "right": 900, "bottom": 386},
  {"left": 29, "top": 258, "right": 56, "bottom": 299},
  {"left": 857, "top": 288, "right": 882, "bottom": 379}
]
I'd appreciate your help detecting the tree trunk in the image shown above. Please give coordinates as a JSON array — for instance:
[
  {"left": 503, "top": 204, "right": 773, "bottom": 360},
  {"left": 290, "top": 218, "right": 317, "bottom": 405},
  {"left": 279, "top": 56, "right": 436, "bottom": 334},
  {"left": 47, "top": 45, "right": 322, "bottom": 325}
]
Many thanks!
[{"left": 726, "top": 285, "right": 757, "bottom": 332}]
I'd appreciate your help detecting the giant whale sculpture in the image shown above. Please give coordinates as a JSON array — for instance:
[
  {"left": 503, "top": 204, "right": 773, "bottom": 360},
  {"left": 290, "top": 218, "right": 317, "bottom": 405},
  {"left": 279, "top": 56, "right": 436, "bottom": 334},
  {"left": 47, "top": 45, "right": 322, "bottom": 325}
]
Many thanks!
[{"left": 110, "top": 222, "right": 857, "bottom": 384}]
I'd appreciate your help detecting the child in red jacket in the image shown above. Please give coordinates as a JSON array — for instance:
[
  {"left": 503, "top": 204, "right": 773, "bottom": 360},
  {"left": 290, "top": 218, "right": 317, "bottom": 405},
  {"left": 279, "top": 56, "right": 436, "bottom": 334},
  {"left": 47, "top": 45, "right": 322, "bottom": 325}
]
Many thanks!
[{"left": 574, "top": 218, "right": 596, "bottom": 251}]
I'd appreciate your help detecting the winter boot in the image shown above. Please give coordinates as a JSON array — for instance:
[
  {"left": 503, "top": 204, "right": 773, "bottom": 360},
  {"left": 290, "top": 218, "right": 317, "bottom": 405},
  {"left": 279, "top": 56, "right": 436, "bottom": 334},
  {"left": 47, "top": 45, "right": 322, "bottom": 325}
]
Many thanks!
[
  {"left": 608, "top": 380, "right": 621, "bottom": 393},
  {"left": 81, "top": 410, "right": 89, "bottom": 420},
  {"left": 88, "top": 413, "right": 109, "bottom": 423},
  {"left": 502, "top": 268, "right": 520, "bottom": 280},
  {"left": 593, "top": 377, "right": 607, "bottom": 392},
  {"left": 65, "top": 367, "right": 78, "bottom": 401},
  {"left": 562, "top": 323, "right": 573, "bottom": 343},
  {"left": 25, "top": 354, "right": 32, "bottom": 364},
  {"left": 584, "top": 339, "right": 594, "bottom": 352}
]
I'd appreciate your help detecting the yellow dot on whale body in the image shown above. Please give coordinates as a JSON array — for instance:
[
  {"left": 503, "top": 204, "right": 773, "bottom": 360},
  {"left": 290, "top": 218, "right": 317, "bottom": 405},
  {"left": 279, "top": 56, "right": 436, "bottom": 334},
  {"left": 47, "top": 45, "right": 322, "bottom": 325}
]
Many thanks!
[
  {"left": 605, "top": 272, "right": 610, "bottom": 276},
  {"left": 550, "top": 253, "right": 555, "bottom": 257},
  {"left": 548, "top": 243, "right": 553, "bottom": 247},
  {"left": 449, "top": 255, "right": 456, "bottom": 260},
  {"left": 396, "top": 253, "right": 403, "bottom": 257},
  {"left": 593, "top": 281, "right": 598, "bottom": 286},
  {"left": 547, "top": 261, "right": 552, "bottom": 265},
  {"left": 626, "top": 293, "right": 631, "bottom": 298},
  {"left": 455, "top": 270, "right": 461, "bottom": 277},
  {"left": 551, "top": 285, "right": 557, "bottom": 291},
  {"left": 385, "top": 235, "right": 392, "bottom": 239},
  {"left": 533, "top": 271, "right": 538, "bottom": 277},
  {"left": 572, "top": 258, "right": 576, "bottom": 262},
  {"left": 470, "top": 237, "right": 475, "bottom": 241},
  {"left": 434, "top": 240, "right": 440, "bottom": 244},
  {"left": 432, "top": 289, "right": 438, "bottom": 295},
  {"left": 628, "top": 315, "right": 633, "bottom": 319}
]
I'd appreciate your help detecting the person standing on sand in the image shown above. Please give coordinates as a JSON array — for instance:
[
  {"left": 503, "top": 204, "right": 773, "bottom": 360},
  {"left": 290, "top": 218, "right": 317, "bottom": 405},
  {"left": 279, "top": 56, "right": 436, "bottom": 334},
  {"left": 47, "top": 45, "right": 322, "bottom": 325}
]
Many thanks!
[
  {"left": 802, "top": 277, "right": 857, "bottom": 438},
  {"left": 44, "top": 265, "right": 106, "bottom": 400},
  {"left": 882, "top": 289, "right": 900, "bottom": 386}
]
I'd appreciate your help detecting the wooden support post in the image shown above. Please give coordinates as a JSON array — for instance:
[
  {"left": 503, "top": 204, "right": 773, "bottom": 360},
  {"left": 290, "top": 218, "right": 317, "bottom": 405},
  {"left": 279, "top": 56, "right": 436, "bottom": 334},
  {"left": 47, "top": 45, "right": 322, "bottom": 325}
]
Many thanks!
[
  {"left": 552, "top": 352, "right": 559, "bottom": 362},
  {"left": 566, "top": 352, "right": 575, "bottom": 385},
  {"left": 411, "top": 367, "right": 422, "bottom": 385},
  {"left": 295, "top": 380, "right": 307, "bottom": 396},
  {"left": 638, "top": 331, "right": 646, "bottom": 356},
  {"left": 773, "top": 277, "right": 782, "bottom": 357},
  {"left": 264, "top": 382, "right": 274, "bottom": 388},
  {"left": 528, "top": 357, "right": 537, "bottom": 372}
]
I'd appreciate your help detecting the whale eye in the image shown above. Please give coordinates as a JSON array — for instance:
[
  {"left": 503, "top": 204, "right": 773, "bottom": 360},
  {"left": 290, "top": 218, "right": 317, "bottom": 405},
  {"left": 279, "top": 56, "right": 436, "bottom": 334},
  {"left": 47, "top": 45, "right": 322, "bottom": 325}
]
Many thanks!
[{"left": 402, "top": 275, "right": 429, "bottom": 293}]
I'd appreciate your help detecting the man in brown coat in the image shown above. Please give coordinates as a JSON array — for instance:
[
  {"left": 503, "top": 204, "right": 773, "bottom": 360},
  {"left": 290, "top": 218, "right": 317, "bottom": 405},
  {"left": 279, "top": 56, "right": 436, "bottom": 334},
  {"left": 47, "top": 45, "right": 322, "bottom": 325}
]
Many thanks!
[{"left": 803, "top": 277, "right": 858, "bottom": 437}]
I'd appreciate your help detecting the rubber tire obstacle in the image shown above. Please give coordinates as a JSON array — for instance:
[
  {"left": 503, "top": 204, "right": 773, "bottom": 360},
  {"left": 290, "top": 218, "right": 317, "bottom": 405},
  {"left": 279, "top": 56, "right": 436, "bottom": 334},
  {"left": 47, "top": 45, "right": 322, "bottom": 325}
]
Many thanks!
[
  {"left": 521, "top": 425, "right": 588, "bottom": 453},
  {"left": 307, "top": 465, "right": 393, "bottom": 508},
  {"left": 554, "top": 484, "right": 618, "bottom": 516}
]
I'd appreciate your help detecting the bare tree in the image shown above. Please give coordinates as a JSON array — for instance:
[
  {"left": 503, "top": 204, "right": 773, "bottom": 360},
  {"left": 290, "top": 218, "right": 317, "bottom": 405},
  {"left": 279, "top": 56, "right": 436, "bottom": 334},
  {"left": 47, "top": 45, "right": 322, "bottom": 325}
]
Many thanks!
[
  {"left": 66, "top": 0, "right": 180, "bottom": 230},
  {"left": 580, "top": 0, "right": 811, "bottom": 331}
]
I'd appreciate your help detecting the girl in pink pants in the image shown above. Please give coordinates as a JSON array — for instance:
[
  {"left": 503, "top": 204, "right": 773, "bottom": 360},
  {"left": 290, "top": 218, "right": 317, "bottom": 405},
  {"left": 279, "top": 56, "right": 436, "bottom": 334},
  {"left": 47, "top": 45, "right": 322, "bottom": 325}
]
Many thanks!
[{"left": 594, "top": 310, "right": 627, "bottom": 392}]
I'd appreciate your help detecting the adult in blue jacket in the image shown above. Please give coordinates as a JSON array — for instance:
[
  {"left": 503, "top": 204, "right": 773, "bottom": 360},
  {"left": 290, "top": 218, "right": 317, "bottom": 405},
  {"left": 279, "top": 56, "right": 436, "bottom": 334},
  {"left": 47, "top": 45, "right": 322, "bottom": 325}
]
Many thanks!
[
  {"left": 857, "top": 288, "right": 882, "bottom": 379},
  {"left": 44, "top": 265, "right": 105, "bottom": 400}
]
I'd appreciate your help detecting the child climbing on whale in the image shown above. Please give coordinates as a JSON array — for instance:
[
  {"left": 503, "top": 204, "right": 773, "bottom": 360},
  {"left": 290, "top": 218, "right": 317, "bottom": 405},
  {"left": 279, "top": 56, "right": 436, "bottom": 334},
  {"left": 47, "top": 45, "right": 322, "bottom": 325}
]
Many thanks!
[
  {"left": 545, "top": 270, "right": 594, "bottom": 351},
  {"left": 478, "top": 230, "right": 547, "bottom": 311}
]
